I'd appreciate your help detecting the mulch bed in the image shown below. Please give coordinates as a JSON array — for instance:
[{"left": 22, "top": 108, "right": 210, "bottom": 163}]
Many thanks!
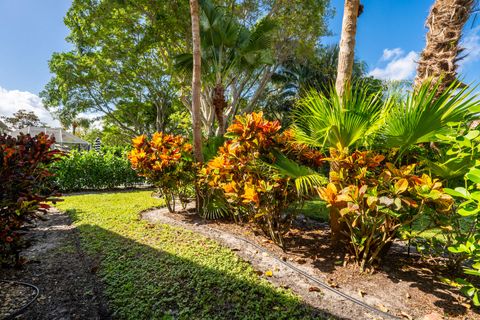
[
  {"left": 0, "top": 281, "right": 37, "bottom": 319},
  {"left": 0, "top": 209, "right": 110, "bottom": 320}
]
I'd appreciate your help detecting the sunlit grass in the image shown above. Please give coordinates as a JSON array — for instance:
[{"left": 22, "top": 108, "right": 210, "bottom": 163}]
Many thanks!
[{"left": 56, "top": 191, "right": 322, "bottom": 320}]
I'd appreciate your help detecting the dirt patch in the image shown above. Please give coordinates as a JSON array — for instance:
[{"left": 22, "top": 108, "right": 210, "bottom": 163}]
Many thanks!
[
  {"left": 142, "top": 206, "right": 480, "bottom": 320},
  {"left": 0, "top": 209, "right": 110, "bottom": 320}
]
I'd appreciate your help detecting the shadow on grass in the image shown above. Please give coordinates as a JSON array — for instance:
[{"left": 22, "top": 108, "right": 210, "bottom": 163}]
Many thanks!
[{"left": 66, "top": 209, "right": 342, "bottom": 320}]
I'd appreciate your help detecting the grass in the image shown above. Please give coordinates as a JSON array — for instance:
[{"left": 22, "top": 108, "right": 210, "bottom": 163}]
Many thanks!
[
  {"left": 56, "top": 190, "right": 324, "bottom": 320},
  {"left": 297, "top": 199, "right": 329, "bottom": 222}
]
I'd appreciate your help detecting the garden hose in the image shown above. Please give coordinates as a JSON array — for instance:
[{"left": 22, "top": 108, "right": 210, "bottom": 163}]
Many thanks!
[
  {"left": 1, "top": 280, "right": 40, "bottom": 320},
  {"left": 203, "top": 226, "right": 401, "bottom": 320}
]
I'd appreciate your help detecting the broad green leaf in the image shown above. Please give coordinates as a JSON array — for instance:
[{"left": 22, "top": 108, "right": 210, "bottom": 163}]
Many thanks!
[{"left": 444, "top": 187, "right": 470, "bottom": 199}]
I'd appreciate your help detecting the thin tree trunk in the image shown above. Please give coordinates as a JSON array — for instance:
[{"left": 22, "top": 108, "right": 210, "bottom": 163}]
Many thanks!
[
  {"left": 190, "top": 0, "right": 204, "bottom": 215},
  {"left": 414, "top": 0, "right": 473, "bottom": 93},
  {"left": 190, "top": 0, "right": 204, "bottom": 163},
  {"left": 155, "top": 103, "right": 163, "bottom": 132},
  {"left": 335, "top": 0, "right": 360, "bottom": 97}
]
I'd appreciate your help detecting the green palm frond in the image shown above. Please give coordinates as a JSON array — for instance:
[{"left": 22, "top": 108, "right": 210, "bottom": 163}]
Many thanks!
[
  {"left": 265, "top": 150, "right": 327, "bottom": 196},
  {"left": 201, "top": 191, "right": 230, "bottom": 220},
  {"left": 291, "top": 84, "right": 387, "bottom": 151},
  {"left": 380, "top": 80, "right": 479, "bottom": 152}
]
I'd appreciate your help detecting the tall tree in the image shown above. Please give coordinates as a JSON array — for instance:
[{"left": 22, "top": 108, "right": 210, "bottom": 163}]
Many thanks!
[
  {"left": 415, "top": 0, "right": 474, "bottom": 92},
  {"left": 335, "top": 0, "right": 361, "bottom": 96},
  {"left": 41, "top": 0, "right": 190, "bottom": 137},
  {"left": 190, "top": 0, "right": 204, "bottom": 163},
  {"left": 176, "top": 1, "right": 276, "bottom": 135},
  {"left": 1, "top": 110, "right": 45, "bottom": 130}
]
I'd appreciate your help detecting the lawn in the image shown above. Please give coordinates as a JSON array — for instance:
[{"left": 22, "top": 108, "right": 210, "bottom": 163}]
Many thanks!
[{"left": 56, "top": 191, "right": 323, "bottom": 320}]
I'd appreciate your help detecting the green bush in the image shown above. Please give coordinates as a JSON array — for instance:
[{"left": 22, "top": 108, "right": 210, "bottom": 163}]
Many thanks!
[{"left": 54, "top": 148, "right": 144, "bottom": 192}]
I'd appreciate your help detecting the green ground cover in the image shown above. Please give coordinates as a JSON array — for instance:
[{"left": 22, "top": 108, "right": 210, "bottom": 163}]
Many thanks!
[{"left": 56, "top": 191, "right": 324, "bottom": 320}]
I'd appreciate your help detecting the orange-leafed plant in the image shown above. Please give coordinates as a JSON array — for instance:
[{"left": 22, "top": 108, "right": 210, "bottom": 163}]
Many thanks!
[
  {"left": 317, "top": 149, "right": 453, "bottom": 271},
  {"left": 129, "top": 132, "right": 193, "bottom": 212},
  {"left": 199, "top": 112, "right": 324, "bottom": 247}
]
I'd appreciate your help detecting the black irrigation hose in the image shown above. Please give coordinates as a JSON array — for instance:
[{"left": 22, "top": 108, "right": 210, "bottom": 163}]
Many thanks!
[
  {"left": 1, "top": 280, "right": 40, "bottom": 320},
  {"left": 203, "top": 226, "right": 400, "bottom": 320}
]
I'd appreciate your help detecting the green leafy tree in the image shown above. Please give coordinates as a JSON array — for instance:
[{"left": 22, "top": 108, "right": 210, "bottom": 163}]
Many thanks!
[
  {"left": 41, "top": 0, "right": 190, "bottom": 137},
  {"left": 1, "top": 109, "right": 45, "bottom": 130}
]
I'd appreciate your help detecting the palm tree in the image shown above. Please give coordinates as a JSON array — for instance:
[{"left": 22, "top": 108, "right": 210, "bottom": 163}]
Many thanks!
[
  {"left": 190, "top": 0, "right": 204, "bottom": 164},
  {"left": 335, "top": 0, "right": 362, "bottom": 96},
  {"left": 415, "top": 0, "right": 474, "bottom": 92},
  {"left": 177, "top": 0, "right": 276, "bottom": 135}
]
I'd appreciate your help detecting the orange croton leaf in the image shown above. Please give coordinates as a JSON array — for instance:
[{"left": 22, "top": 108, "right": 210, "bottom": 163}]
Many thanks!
[
  {"left": 132, "top": 134, "right": 147, "bottom": 148},
  {"left": 242, "top": 183, "right": 260, "bottom": 205}
]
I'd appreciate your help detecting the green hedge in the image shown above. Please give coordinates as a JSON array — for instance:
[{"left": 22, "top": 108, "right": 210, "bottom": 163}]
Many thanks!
[{"left": 53, "top": 149, "right": 145, "bottom": 192}]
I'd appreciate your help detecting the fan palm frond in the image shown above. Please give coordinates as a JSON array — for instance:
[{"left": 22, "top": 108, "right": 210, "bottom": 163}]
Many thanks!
[
  {"left": 380, "top": 80, "right": 479, "bottom": 152},
  {"left": 291, "top": 84, "right": 387, "bottom": 151}
]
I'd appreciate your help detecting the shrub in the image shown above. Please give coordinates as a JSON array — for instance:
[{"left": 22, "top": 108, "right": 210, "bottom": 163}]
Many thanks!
[
  {"left": 128, "top": 132, "right": 193, "bottom": 212},
  {"left": 317, "top": 150, "right": 453, "bottom": 271},
  {"left": 199, "top": 112, "right": 324, "bottom": 247},
  {"left": 54, "top": 148, "right": 144, "bottom": 192},
  {"left": 0, "top": 133, "right": 61, "bottom": 265},
  {"left": 444, "top": 166, "right": 480, "bottom": 306}
]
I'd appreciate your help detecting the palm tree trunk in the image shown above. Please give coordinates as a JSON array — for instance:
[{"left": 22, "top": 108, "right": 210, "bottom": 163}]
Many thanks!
[
  {"left": 190, "top": 0, "right": 204, "bottom": 215},
  {"left": 213, "top": 83, "right": 227, "bottom": 135},
  {"left": 414, "top": 0, "right": 474, "bottom": 93},
  {"left": 335, "top": 0, "right": 360, "bottom": 97},
  {"left": 190, "top": 0, "right": 204, "bottom": 163}
]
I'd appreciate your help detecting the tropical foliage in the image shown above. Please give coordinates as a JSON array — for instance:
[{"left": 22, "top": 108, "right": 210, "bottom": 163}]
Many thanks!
[
  {"left": 0, "top": 133, "right": 61, "bottom": 265},
  {"left": 317, "top": 150, "right": 453, "bottom": 270},
  {"left": 444, "top": 166, "right": 480, "bottom": 306},
  {"left": 198, "top": 112, "right": 325, "bottom": 246},
  {"left": 129, "top": 133, "right": 194, "bottom": 212}
]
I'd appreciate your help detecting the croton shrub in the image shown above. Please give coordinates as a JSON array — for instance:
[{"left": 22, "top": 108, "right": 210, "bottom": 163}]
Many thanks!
[
  {"left": 128, "top": 132, "right": 193, "bottom": 212},
  {"left": 199, "top": 112, "right": 324, "bottom": 247},
  {"left": 317, "top": 149, "right": 453, "bottom": 271},
  {"left": 0, "top": 133, "right": 61, "bottom": 265}
]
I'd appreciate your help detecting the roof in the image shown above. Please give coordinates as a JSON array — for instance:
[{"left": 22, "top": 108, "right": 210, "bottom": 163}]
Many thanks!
[{"left": 10, "top": 126, "right": 90, "bottom": 145}]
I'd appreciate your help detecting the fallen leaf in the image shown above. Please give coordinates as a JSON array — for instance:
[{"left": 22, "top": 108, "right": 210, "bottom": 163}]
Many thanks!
[
  {"left": 376, "top": 304, "right": 389, "bottom": 313},
  {"left": 358, "top": 289, "right": 366, "bottom": 297},
  {"left": 265, "top": 270, "right": 273, "bottom": 277},
  {"left": 295, "top": 258, "right": 307, "bottom": 264},
  {"left": 326, "top": 278, "right": 339, "bottom": 288},
  {"left": 309, "top": 286, "right": 321, "bottom": 292}
]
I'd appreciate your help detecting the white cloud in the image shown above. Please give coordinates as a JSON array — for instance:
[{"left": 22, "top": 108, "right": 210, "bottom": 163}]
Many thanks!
[
  {"left": 381, "top": 48, "right": 404, "bottom": 61},
  {"left": 369, "top": 50, "right": 418, "bottom": 81},
  {"left": 460, "top": 26, "right": 480, "bottom": 69},
  {"left": 0, "top": 86, "right": 60, "bottom": 127}
]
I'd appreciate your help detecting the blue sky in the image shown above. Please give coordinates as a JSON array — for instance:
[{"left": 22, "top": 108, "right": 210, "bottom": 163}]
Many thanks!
[{"left": 0, "top": 0, "right": 479, "bottom": 125}]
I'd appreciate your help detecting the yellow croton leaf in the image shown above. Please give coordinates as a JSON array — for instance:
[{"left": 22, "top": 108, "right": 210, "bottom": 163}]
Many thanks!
[
  {"left": 132, "top": 134, "right": 147, "bottom": 148},
  {"left": 394, "top": 178, "right": 409, "bottom": 194},
  {"left": 242, "top": 183, "right": 260, "bottom": 205}
]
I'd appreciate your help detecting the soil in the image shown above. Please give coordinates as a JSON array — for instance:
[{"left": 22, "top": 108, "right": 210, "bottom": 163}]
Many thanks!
[
  {"left": 142, "top": 206, "right": 480, "bottom": 320},
  {"left": 0, "top": 209, "right": 110, "bottom": 320}
]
